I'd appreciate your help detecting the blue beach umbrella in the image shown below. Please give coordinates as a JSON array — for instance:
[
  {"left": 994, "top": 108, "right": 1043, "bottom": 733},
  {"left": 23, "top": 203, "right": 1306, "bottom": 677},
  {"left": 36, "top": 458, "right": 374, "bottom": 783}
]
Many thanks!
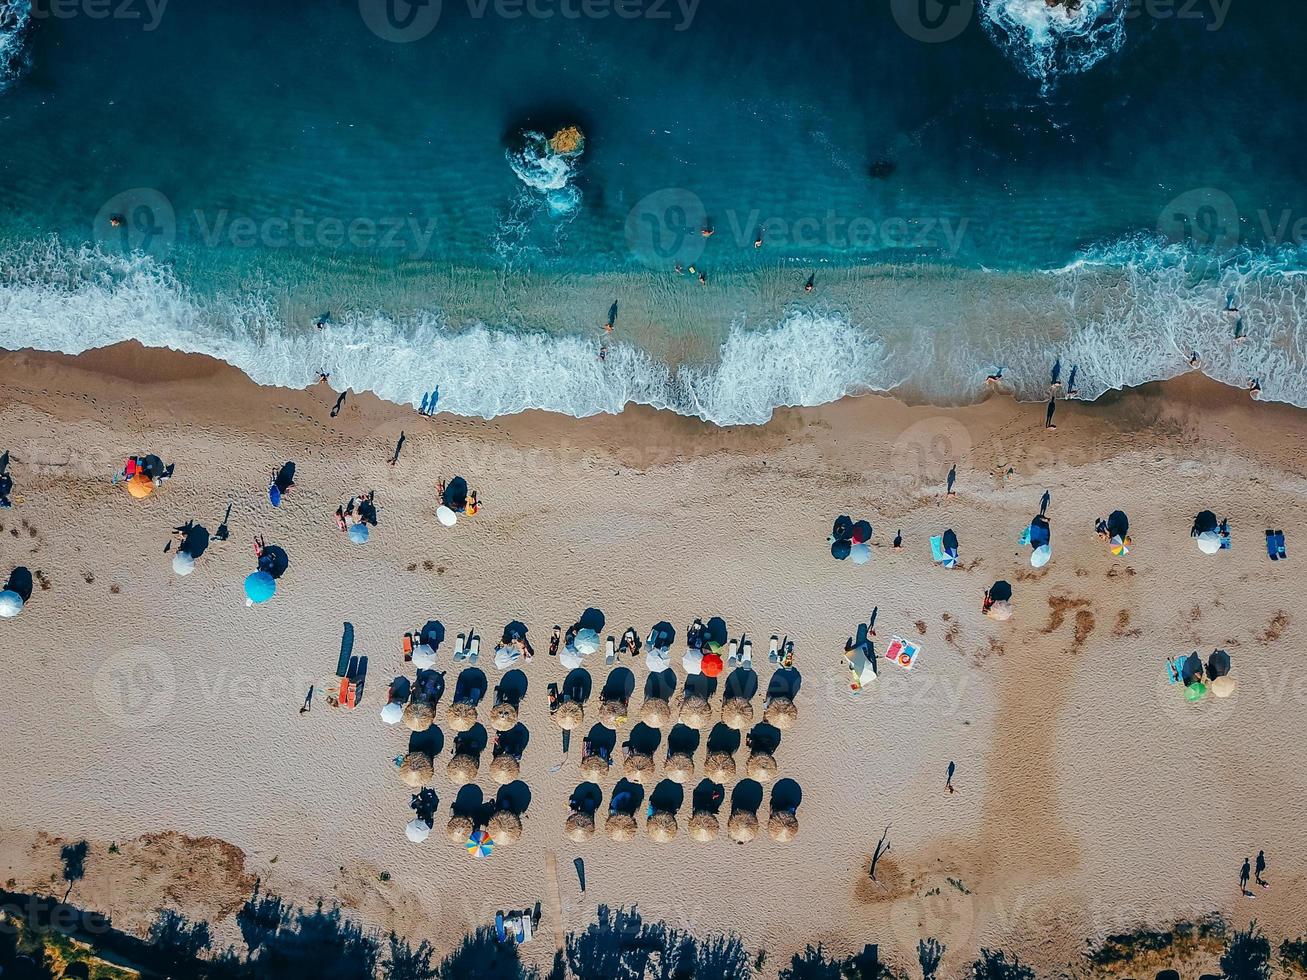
[
  {"left": 244, "top": 571, "right": 276, "bottom": 605},
  {"left": 348, "top": 523, "right": 369, "bottom": 544},
  {"left": 268, "top": 484, "right": 282, "bottom": 508}
]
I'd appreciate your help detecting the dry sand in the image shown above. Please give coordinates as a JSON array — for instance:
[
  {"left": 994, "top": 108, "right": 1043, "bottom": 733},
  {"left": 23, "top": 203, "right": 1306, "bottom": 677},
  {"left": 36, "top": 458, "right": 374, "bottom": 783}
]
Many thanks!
[{"left": 1, "top": 344, "right": 1306, "bottom": 976}]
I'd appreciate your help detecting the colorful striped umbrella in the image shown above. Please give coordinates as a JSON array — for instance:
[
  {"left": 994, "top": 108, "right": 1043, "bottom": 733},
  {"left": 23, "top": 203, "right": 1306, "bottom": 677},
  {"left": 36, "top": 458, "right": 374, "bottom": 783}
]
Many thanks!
[{"left": 466, "top": 829, "right": 494, "bottom": 858}]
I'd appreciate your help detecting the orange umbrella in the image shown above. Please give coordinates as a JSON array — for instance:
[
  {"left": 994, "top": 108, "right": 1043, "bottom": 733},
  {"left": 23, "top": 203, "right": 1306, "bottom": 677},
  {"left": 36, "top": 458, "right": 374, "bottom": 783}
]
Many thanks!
[
  {"left": 126, "top": 472, "right": 154, "bottom": 498},
  {"left": 701, "top": 653, "right": 724, "bottom": 677}
]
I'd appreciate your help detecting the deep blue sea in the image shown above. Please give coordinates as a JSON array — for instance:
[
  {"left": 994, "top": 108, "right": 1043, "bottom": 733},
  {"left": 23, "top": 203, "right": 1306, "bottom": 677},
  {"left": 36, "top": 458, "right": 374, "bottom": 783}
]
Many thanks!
[{"left": 1, "top": 0, "right": 1306, "bottom": 422}]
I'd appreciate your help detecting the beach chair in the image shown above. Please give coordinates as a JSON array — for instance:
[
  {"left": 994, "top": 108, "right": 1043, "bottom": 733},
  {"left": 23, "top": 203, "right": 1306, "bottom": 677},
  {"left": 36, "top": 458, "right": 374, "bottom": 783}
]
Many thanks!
[
  {"left": 740, "top": 638, "right": 753, "bottom": 670},
  {"left": 768, "top": 635, "right": 779, "bottom": 664},
  {"left": 605, "top": 635, "right": 616, "bottom": 665},
  {"left": 467, "top": 634, "right": 480, "bottom": 665},
  {"left": 1276, "top": 530, "right": 1287, "bottom": 559},
  {"left": 726, "top": 639, "right": 738, "bottom": 667},
  {"left": 453, "top": 633, "right": 466, "bottom": 661}
]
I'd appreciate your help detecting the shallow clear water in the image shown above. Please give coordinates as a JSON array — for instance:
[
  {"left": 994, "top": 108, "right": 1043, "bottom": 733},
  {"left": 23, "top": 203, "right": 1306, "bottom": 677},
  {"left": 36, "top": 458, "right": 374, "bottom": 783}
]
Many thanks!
[{"left": 1, "top": 0, "right": 1306, "bottom": 421}]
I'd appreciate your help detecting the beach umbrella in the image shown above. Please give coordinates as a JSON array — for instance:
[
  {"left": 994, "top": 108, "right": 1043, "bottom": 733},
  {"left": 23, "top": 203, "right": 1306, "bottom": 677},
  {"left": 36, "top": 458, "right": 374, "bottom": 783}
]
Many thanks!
[
  {"left": 605, "top": 812, "right": 638, "bottom": 842},
  {"left": 446, "top": 814, "right": 474, "bottom": 844},
  {"left": 488, "top": 811, "right": 522, "bottom": 845},
  {"left": 721, "top": 697, "right": 755, "bottom": 731},
  {"left": 701, "top": 652, "right": 724, "bottom": 678},
  {"left": 580, "top": 753, "right": 610, "bottom": 779},
  {"left": 941, "top": 553, "right": 958, "bottom": 569},
  {"left": 446, "top": 701, "right": 478, "bottom": 732},
  {"left": 987, "top": 600, "right": 1013, "bottom": 622},
  {"left": 466, "top": 829, "right": 495, "bottom": 858},
  {"left": 243, "top": 571, "right": 275, "bottom": 605},
  {"left": 447, "top": 752, "right": 480, "bottom": 786},
  {"left": 832, "top": 515, "right": 854, "bottom": 539},
  {"left": 623, "top": 751, "right": 656, "bottom": 783},
  {"left": 489, "top": 755, "right": 520, "bottom": 784},
  {"left": 646, "top": 811, "right": 678, "bottom": 843},
  {"left": 1030, "top": 545, "right": 1051, "bottom": 568},
  {"left": 565, "top": 812, "right": 596, "bottom": 843},
  {"left": 126, "top": 472, "right": 154, "bottom": 498},
  {"left": 678, "top": 696, "right": 714, "bottom": 730},
  {"left": 644, "top": 647, "right": 671, "bottom": 672},
  {"left": 830, "top": 539, "right": 851, "bottom": 561},
  {"left": 746, "top": 751, "right": 778, "bottom": 782},
  {"left": 728, "top": 810, "right": 759, "bottom": 843},
  {"left": 764, "top": 697, "right": 798, "bottom": 730},
  {"left": 688, "top": 810, "right": 720, "bottom": 843},
  {"left": 1211, "top": 675, "right": 1237, "bottom": 698},
  {"left": 402, "top": 701, "right": 434, "bottom": 733},
  {"left": 268, "top": 483, "right": 282, "bottom": 508},
  {"left": 682, "top": 648, "right": 703, "bottom": 675},
  {"left": 599, "top": 697, "right": 628, "bottom": 729},
  {"left": 0, "top": 590, "right": 24, "bottom": 618},
  {"left": 411, "top": 643, "right": 436, "bottom": 669},
  {"left": 1110, "top": 535, "right": 1130, "bottom": 557},
  {"left": 489, "top": 701, "right": 518, "bottom": 731},
  {"left": 852, "top": 520, "right": 873, "bottom": 544},
  {"left": 768, "top": 810, "right": 799, "bottom": 843},
  {"left": 640, "top": 697, "right": 672, "bottom": 728},
  {"left": 850, "top": 543, "right": 871, "bottom": 565},
  {"left": 705, "top": 752, "right": 737, "bottom": 782},
  {"left": 1185, "top": 682, "right": 1207, "bottom": 701},
  {"left": 1196, "top": 531, "right": 1221, "bottom": 555},
  {"left": 398, "top": 751, "right": 434, "bottom": 788},
  {"left": 172, "top": 551, "right": 195, "bottom": 576},
  {"left": 436, "top": 505, "right": 458, "bottom": 527},
  {"left": 573, "top": 629, "right": 600, "bottom": 655},
  {"left": 405, "top": 818, "right": 431, "bottom": 843},
  {"left": 665, "top": 752, "right": 695, "bottom": 784},
  {"left": 493, "top": 645, "right": 521, "bottom": 670},
  {"left": 559, "top": 646, "right": 584, "bottom": 670},
  {"left": 348, "top": 523, "right": 369, "bottom": 544},
  {"left": 553, "top": 701, "right": 584, "bottom": 731},
  {"left": 380, "top": 700, "right": 404, "bottom": 725}
]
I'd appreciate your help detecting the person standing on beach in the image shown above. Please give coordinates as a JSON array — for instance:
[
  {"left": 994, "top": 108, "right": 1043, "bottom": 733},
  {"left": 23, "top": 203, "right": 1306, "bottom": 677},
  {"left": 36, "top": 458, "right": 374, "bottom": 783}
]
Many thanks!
[
  {"left": 946, "top": 465, "right": 957, "bottom": 498},
  {"left": 1045, "top": 395, "right": 1057, "bottom": 430},
  {"left": 893, "top": 530, "right": 903, "bottom": 551},
  {"left": 1239, "top": 857, "right": 1252, "bottom": 896},
  {"left": 1255, "top": 850, "right": 1268, "bottom": 888},
  {"left": 945, "top": 761, "right": 955, "bottom": 794}
]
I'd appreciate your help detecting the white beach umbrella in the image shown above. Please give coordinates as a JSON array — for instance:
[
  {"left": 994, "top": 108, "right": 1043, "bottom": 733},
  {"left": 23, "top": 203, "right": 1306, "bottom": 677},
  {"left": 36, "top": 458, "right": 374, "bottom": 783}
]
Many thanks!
[
  {"left": 682, "top": 648, "right": 703, "bottom": 676},
  {"left": 411, "top": 643, "right": 436, "bottom": 669},
  {"left": 1030, "top": 545, "right": 1051, "bottom": 568},
  {"left": 380, "top": 700, "right": 404, "bottom": 725},
  {"left": 494, "top": 645, "right": 521, "bottom": 669},
  {"left": 405, "top": 818, "right": 432, "bottom": 843},
  {"left": 986, "top": 600, "right": 1013, "bottom": 622},
  {"left": 436, "top": 506, "right": 458, "bottom": 527},
  {"left": 645, "top": 647, "right": 671, "bottom": 672},
  {"left": 172, "top": 551, "right": 195, "bottom": 576},
  {"left": 850, "top": 543, "right": 871, "bottom": 565},
  {"left": 573, "top": 629, "right": 600, "bottom": 655},
  {"left": 0, "top": 590, "right": 23, "bottom": 618},
  {"left": 1196, "top": 531, "right": 1221, "bottom": 555},
  {"left": 559, "top": 646, "right": 584, "bottom": 670}
]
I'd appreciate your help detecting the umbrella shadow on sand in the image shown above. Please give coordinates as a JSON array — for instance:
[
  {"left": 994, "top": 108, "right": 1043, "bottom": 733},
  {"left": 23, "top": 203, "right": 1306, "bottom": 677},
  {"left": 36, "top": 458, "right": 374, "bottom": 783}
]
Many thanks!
[
  {"left": 453, "top": 724, "right": 489, "bottom": 759},
  {"left": 584, "top": 724, "right": 616, "bottom": 758},
  {"left": 609, "top": 778, "right": 643, "bottom": 815},
  {"left": 746, "top": 723, "right": 783, "bottom": 755},
  {"left": 577, "top": 608, "right": 606, "bottom": 633},
  {"left": 766, "top": 668, "right": 802, "bottom": 701},
  {"left": 408, "top": 727, "right": 445, "bottom": 757},
  {"left": 496, "top": 669, "right": 529, "bottom": 708},
  {"left": 495, "top": 780, "right": 532, "bottom": 815},
  {"left": 415, "top": 669, "right": 445, "bottom": 706},
  {"left": 564, "top": 669, "right": 593, "bottom": 703},
  {"left": 684, "top": 674, "right": 718, "bottom": 701},
  {"left": 692, "top": 778, "right": 726, "bottom": 814},
  {"left": 722, "top": 668, "right": 758, "bottom": 702},
  {"left": 260, "top": 545, "right": 290, "bottom": 579},
  {"left": 666, "top": 724, "right": 700, "bottom": 757},
  {"left": 176, "top": 522, "right": 210, "bottom": 559},
  {"left": 644, "top": 669, "right": 677, "bottom": 701},
  {"left": 626, "top": 723, "right": 662, "bottom": 756},
  {"left": 454, "top": 668, "right": 488, "bottom": 705},
  {"left": 420, "top": 620, "right": 447, "bottom": 651},
  {"left": 5, "top": 567, "right": 33, "bottom": 603},
  {"left": 570, "top": 782, "right": 603, "bottom": 815},
  {"left": 731, "top": 779, "right": 764, "bottom": 815},
  {"left": 770, "top": 778, "right": 803, "bottom": 814},
  {"left": 496, "top": 723, "right": 530, "bottom": 759},
  {"left": 389, "top": 676, "right": 412, "bottom": 703},
  {"left": 648, "top": 779, "right": 684, "bottom": 815},
  {"left": 705, "top": 723, "right": 741, "bottom": 756},
  {"left": 453, "top": 785, "right": 491, "bottom": 824},
  {"left": 601, "top": 668, "right": 635, "bottom": 702}
]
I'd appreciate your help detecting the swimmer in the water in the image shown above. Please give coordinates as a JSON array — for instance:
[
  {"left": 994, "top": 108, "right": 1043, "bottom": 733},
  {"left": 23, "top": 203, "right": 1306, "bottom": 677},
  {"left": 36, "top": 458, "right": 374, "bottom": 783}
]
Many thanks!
[
  {"left": 1189, "top": 351, "right": 1201, "bottom": 368},
  {"left": 698, "top": 272, "right": 708, "bottom": 286},
  {"left": 315, "top": 312, "right": 331, "bottom": 330},
  {"left": 701, "top": 224, "right": 714, "bottom": 238},
  {"left": 754, "top": 228, "right": 764, "bottom": 249},
  {"left": 109, "top": 214, "right": 125, "bottom": 228},
  {"left": 804, "top": 274, "right": 815, "bottom": 293},
  {"left": 986, "top": 367, "right": 1005, "bottom": 384},
  {"left": 674, "top": 264, "right": 683, "bottom": 275},
  {"left": 1234, "top": 319, "right": 1247, "bottom": 343}
]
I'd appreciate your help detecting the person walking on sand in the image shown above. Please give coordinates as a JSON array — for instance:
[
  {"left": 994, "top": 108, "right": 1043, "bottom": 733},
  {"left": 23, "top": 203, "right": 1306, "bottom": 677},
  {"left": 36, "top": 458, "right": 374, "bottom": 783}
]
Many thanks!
[
  {"left": 893, "top": 529, "right": 903, "bottom": 552},
  {"left": 1045, "top": 395, "right": 1057, "bottom": 430},
  {"left": 1240, "top": 857, "right": 1253, "bottom": 897},
  {"left": 1255, "top": 850, "right": 1268, "bottom": 888},
  {"left": 946, "top": 465, "right": 957, "bottom": 498},
  {"left": 1039, "top": 490, "right": 1051, "bottom": 518},
  {"left": 388, "top": 431, "right": 406, "bottom": 467},
  {"left": 945, "top": 761, "right": 956, "bottom": 795},
  {"left": 300, "top": 685, "right": 313, "bottom": 715}
]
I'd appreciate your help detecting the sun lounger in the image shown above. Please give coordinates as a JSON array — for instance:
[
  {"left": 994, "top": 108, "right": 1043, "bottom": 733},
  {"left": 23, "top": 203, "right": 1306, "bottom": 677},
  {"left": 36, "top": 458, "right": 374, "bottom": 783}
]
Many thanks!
[
  {"left": 726, "top": 639, "right": 738, "bottom": 666},
  {"left": 1267, "top": 530, "right": 1278, "bottom": 561},
  {"left": 453, "top": 633, "right": 466, "bottom": 661},
  {"left": 1276, "top": 530, "right": 1287, "bottom": 559},
  {"left": 768, "top": 635, "right": 779, "bottom": 663},
  {"left": 740, "top": 639, "right": 753, "bottom": 670},
  {"left": 605, "top": 636, "right": 616, "bottom": 666},
  {"left": 467, "top": 634, "right": 480, "bottom": 665}
]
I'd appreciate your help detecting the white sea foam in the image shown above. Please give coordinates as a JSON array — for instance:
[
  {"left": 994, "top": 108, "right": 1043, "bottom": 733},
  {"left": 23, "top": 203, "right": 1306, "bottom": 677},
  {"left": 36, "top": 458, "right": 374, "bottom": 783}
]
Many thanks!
[
  {"left": 507, "top": 130, "right": 583, "bottom": 217},
  {"left": 0, "top": 0, "right": 31, "bottom": 92},
  {"left": 1, "top": 237, "right": 1306, "bottom": 425},
  {"left": 979, "top": 0, "right": 1126, "bottom": 94}
]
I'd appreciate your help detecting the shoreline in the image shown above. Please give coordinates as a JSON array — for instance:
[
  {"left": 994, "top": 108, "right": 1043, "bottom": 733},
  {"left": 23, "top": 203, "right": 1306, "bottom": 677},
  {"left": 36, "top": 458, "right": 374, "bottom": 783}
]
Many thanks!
[{"left": 2, "top": 342, "right": 1306, "bottom": 976}]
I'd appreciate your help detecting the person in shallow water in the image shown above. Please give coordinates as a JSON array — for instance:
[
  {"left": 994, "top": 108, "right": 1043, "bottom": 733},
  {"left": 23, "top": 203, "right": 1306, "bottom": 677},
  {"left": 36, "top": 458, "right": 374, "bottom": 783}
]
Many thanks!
[{"left": 804, "top": 274, "right": 815, "bottom": 293}]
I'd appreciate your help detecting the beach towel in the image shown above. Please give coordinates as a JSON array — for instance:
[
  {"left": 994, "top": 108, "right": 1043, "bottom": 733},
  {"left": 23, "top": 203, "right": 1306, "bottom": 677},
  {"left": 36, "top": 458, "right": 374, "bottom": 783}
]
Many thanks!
[
  {"left": 930, "top": 536, "right": 945, "bottom": 562},
  {"left": 883, "top": 635, "right": 921, "bottom": 671}
]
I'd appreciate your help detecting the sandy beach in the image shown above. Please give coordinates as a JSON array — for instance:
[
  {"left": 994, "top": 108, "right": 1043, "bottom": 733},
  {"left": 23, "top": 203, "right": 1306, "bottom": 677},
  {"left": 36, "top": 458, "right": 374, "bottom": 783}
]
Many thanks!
[{"left": 2, "top": 344, "right": 1305, "bottom": 977}]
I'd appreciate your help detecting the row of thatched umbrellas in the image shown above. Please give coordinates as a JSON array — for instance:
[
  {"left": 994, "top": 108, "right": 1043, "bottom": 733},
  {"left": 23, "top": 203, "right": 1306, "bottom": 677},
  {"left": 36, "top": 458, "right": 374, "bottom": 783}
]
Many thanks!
[
  {"left": 583, "top": 747, "right": 778, "bottom": 784},
  {"left": 562, "top": 807, "right": 798, "bottom": 845}
]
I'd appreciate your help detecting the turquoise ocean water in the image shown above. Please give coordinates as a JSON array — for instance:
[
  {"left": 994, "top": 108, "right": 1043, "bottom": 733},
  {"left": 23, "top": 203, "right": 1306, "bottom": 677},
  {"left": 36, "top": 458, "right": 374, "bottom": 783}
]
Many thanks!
[{"left": 1, "top": 0, "right": 1306, "bottom": 422}]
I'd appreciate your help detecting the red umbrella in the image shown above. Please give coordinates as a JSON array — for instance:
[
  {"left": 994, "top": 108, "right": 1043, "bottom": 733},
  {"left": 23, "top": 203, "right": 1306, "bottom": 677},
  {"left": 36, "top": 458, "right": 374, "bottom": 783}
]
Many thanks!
[{"left": 702, "top": 652, "right": 724, "bottom": 677}]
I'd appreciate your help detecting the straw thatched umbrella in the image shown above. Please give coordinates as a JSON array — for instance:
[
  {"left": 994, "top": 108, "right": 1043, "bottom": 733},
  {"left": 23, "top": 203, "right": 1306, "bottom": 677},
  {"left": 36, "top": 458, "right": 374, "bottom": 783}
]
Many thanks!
[
  {"left": 553, "top": 701, "right": 584, "bottom": 731},
  {"left": 721, "top": 697, "right": 754, "bottom": 730},
  {"left": 764, "top": 697, "right": 797, "bottom": 730},
  {"left": 639, "top": 697, "right": 672, "bottom": 728},
  {"left": 678, "top": 695, "right": 713, "bottom": 729},
  {"left": 704, "top": 751, "right": 736, "bottom": 783},
  {"left": 746, "top": 750, "right": 777, "bottom": 782},
  {"left": 646, "top": 810, "right": 678, "bottom": 843},
  {"left": 489, "top": 754, "right": 520, "bottom": 784},
  {"left": 446, "top": 752, "right": 480, "bottom": 786},
  {"left": 489, "top": 701, "right": 518, "bottom": 732},
  {"left": 488, "top": 810, "right": 523, "bottom": 845},
  {"left": 446, "top": 700, "right": 478, "bottom": 733},
  {"left": 599, "top": 696, "right": 629, "bottom": 729},
  {"left": 402, "top": 700, "right": 434, "bottom": 732},
  {"left": 664, "top": 752, "right": 695, "bottom": 784},
  {"left": 768, "top": 810, "right": 799, "bottom": 842},
  {"left": 605, "top": 812, "right": 638, "bottom": 842},
  {"left": 580, "top": 753, "right": 610, "bottom": 780},
  {"left": 398, "top": 751, "right": 434, "bottom": 788},
  {"left": 565, "top": 811, "right": 595, "bottom": 843},
  {"left": 623, "top": 751, "right": 656, "bottom": 784},
  {"left": 445, "top": 814, "right": 474, "bottom": 844},
  {"left": 728, "top": 809, "right": 759, "bottom": 843},
  {"left": 688, "top": 810, "right": 719, "bottom": 843}
]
